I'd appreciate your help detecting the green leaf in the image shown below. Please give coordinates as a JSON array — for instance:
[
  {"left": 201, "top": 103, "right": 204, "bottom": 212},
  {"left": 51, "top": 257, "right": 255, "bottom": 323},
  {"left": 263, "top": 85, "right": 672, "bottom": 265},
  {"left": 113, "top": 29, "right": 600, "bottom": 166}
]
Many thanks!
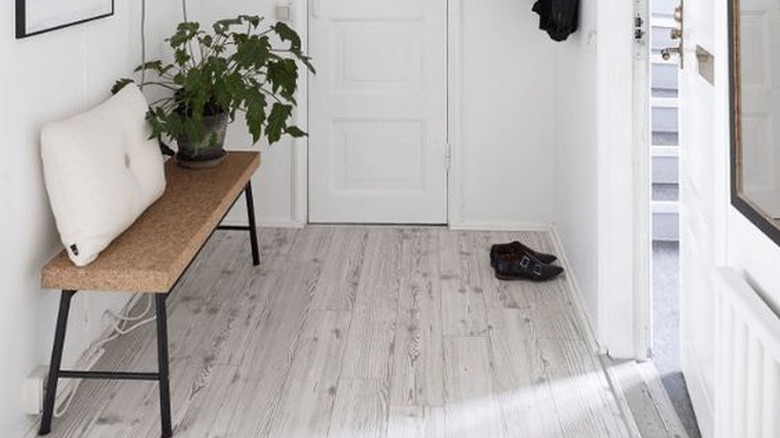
[
  {"left": 111, "top": 78, "right": 135, "bottom": 94},
  {"left": 174, "top": 49, "right": 191, "bottom": 67},
  {"left": 266, "top": 103, "right": 293, "bottom": 144},
  {"left": 285, "top": 126, "right": 307, "bottom": 138},
  {"left": 271, "top": 22, "right": 302, "bottom": 51},
  {"left": 238, "top": 14, "right": 262, "bottom": 28},
  {"left": 134, "top": 60, "right": 163, "bottom": 73},
  {"left": 266, "top": 59, "right": 298, "bottom": 102},
  {"left": 294, "top": 52, "right": 316, "bottom": 74},
  {"left": 233, "top": 35, "right": 270, "bottom": 69}
]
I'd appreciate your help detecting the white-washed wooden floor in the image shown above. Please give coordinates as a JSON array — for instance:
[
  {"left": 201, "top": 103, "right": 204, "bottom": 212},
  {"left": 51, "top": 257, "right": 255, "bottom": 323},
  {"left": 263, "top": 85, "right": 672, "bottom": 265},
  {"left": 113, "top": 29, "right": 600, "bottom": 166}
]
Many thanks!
[{"left": 28, "top": 227, "right": 630, "bottom": 438}]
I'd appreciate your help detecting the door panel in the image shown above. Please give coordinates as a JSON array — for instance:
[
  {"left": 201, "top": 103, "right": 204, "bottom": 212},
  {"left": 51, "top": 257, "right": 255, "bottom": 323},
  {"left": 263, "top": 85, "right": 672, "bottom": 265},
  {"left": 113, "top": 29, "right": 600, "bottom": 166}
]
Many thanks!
[{"left": 308, "top": 0, "right": 448, "bottom": 224}]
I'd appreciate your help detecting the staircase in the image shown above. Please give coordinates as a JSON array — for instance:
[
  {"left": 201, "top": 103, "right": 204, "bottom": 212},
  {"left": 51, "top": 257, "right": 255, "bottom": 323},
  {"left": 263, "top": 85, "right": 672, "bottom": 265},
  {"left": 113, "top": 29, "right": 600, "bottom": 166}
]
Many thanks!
[{"left": 651, "top": 5, "right": 680, "bottom": 242}]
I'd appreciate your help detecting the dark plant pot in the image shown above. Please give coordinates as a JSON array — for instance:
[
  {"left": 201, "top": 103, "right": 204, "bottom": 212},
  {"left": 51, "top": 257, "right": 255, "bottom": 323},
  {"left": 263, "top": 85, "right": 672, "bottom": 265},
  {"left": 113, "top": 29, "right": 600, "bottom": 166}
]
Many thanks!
[{"left": 175, "top": 112, "right": 229, "bottom": 169}]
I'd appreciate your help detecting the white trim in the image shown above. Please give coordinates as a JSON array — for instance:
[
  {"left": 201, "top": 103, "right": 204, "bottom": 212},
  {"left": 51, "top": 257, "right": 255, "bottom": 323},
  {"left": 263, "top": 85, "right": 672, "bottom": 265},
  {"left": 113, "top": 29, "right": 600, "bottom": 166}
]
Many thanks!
[
  {"left": 449, "top": 222, "right": 553, "bottom": 232},
  {"left": 258, "top": 220, "right": 306, "bottom": 229},
  {"left": 597, "top": 0, "right": 640, "bottom": 359},
  {"left": 446, "top": 0, "right": 463, "bottom": 227},
  {"left": 292, "top": 0, "right": 309, "bottom": 225}
]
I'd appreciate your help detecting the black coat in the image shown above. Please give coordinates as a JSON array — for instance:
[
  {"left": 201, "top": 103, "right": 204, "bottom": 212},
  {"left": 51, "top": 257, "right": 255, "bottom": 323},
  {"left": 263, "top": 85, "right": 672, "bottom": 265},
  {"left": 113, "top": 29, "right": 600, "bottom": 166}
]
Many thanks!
[{"left": 532, "top": 0, "right": 579, "bottom": 42}]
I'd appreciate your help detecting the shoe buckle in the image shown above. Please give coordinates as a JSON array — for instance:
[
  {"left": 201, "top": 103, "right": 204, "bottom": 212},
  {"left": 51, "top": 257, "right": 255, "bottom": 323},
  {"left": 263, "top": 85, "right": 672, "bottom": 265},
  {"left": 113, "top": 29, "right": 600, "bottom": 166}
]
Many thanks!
[
  {"left": 533, "top": 264, "right": 543, "bottom": 276},
  {"left": 520, "top": 256, "right": 531, "bottom": 268}
]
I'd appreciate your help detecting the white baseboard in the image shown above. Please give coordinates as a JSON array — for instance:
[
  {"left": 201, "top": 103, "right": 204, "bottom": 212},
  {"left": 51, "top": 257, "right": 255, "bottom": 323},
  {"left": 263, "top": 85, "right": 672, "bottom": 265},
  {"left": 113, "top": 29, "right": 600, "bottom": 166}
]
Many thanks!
[
  {"left": 449, "top": 221, "right": 553, "bottom": 232},
  {"left": 220, "top": 218, "right": 305, "bottom": 229},
  {"left": 257, "top": 220, "right": 305, "bottom": 229},
  {"left": 549, "top": 226, "right": 604, "bottom": 354}
]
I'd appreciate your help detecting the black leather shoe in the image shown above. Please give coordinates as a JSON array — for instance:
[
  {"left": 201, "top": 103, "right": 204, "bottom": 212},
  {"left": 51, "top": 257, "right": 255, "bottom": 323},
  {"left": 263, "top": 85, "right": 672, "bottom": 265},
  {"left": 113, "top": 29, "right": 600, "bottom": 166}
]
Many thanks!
[
  {"left": 490, "top": 241, "right": 557, "bottom": 267},
  {"left": 494, "top": 252, "right": 564, "bottom": 282}
]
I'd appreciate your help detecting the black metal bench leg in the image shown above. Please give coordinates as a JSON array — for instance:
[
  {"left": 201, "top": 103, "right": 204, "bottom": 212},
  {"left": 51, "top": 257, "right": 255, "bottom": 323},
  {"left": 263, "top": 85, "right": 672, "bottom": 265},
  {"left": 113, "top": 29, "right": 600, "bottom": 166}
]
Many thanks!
[
  {"left": 244, "top": 182, "right": 260, "bottom": 266},
  {"left": 155, "top": 294, "right": 173, "bottom": 438},
  {"left": 39, "top": 290, "right": 76, "bottom": 435}
]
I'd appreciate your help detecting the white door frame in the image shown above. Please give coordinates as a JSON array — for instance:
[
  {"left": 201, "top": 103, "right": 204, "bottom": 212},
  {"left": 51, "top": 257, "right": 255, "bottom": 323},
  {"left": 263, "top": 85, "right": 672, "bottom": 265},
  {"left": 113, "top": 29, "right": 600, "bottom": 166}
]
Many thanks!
[
  {"left": 294, "top": 0, "right": 461, "bottom": 226},
  {"left": 446, "top": 0, "right": 464, "bottom": 227},
  {"left": 291, "top": 0, "right": 310, "bottom": 226},
  {"left": 595, "top": 0, "right": 651, "bottom": 359},
  {"left": 632, "top": 0, "right": 652, "bottom": 361}
]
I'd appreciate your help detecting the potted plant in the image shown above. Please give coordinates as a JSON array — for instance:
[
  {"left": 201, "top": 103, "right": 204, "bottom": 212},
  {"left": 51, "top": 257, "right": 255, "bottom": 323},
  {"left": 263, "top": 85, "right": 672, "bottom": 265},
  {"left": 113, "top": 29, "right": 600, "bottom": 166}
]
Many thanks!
[{"left": 113, "top": 15, "right": 314, "bottom": 168}]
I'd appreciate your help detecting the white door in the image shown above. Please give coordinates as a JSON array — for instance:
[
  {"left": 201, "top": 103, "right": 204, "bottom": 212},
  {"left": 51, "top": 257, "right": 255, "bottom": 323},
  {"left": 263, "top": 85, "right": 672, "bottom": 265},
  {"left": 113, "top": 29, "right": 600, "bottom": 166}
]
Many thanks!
[
  {"left": 308, "top": 0, "right": 448, "bottom": 224},
  {"left": 672, "top": 0, "right": 721, "bottom": 435}
]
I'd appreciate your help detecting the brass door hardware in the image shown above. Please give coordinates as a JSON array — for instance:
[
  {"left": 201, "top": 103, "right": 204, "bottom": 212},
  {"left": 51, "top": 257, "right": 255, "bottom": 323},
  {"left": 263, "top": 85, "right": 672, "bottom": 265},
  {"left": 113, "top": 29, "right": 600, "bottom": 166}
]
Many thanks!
[{"left": 661, "top": 2, "right": 685, "bottom": 69}]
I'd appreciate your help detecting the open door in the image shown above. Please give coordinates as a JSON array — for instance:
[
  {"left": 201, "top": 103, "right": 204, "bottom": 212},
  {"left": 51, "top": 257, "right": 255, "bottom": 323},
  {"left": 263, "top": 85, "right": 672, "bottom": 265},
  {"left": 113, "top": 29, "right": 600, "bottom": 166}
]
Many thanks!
[{"left": 661, "top": 0, "right": 722, "bottom": 434}]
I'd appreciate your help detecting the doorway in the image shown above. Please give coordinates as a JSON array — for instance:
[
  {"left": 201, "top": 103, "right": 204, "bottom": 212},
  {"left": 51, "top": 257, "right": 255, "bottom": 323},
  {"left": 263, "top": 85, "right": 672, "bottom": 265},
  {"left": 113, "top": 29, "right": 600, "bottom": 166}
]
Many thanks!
[
  {"left": 307, "top": 0, "right": 449, "bottom": 224},
  {"left": 648, "top": 0, "right": 700, "bottom": 436}
]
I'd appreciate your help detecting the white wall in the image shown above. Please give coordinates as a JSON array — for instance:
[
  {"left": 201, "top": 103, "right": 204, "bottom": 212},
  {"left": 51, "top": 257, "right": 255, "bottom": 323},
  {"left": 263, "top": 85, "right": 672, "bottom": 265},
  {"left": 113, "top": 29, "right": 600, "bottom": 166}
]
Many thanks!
[
  {"left": 552, "top": 0, "right": 601, "bottom": 339},
  {"left": 0, "top": 2, "right": 183, "bottom": 435},
  {"left": 453, "top": 0, "right": 556, "bottom": 227},
  {"left": 552, "top": 0, "right": 638, "bottom": 357}
]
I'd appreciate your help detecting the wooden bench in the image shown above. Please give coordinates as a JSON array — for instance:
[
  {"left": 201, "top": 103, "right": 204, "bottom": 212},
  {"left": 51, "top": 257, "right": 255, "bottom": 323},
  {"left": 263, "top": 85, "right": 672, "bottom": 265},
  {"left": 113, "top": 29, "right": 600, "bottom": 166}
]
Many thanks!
[{"left": 38, "top": 151, "right": 261, "bottom": 438}]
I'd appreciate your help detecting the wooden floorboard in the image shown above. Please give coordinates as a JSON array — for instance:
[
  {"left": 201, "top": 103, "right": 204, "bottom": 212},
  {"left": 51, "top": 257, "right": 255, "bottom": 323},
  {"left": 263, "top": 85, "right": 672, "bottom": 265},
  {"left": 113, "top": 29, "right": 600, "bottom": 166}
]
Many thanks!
[
  {"left": 389, "top": 228, "right": 444, "bottom": 407},
  {"left": 29, "top": 226, "right": 632, "bottom": 438}
]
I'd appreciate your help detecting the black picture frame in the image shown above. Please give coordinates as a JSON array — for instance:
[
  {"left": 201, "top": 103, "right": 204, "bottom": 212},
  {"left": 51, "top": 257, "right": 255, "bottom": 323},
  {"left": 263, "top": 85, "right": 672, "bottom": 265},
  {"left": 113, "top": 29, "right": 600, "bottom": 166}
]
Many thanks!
[
  {"left": 15, "top": 0, "right": 115, "bottom": 39},
  {"left": 729, "top": 0, "right": 780, "bottom": 246}
]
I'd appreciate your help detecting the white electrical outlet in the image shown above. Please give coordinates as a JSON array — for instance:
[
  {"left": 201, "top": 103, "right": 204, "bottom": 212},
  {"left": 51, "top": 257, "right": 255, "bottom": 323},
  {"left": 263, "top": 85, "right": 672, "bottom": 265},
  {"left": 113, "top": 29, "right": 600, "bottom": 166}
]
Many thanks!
[
  {"left": 24, "top": 365, "right": 48, "bottom": 415},
  {"left": 276, "top": 5, "right": 291, "bottom": 21},
  {"left": 23, "top": 348, "right": 106, "bottom": 415}
]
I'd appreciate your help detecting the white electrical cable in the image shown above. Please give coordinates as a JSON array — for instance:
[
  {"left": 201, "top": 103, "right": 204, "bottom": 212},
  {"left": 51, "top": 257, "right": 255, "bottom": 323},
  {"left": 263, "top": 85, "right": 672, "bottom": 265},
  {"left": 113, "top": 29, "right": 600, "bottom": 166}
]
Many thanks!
[
  {"left": 140, "top": 0, "right": 147, "bottom": 89},
  {"left": 182, "top": 0, "right": 189, "bottom": 22}
]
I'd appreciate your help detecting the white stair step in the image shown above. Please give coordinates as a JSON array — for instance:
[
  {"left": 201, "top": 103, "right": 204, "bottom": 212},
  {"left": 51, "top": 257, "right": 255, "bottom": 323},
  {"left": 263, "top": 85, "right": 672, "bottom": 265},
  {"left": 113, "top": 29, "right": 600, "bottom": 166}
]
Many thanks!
[
  {"left": 651, "top": 97, "right": 678, "bottom": 108},
  {"left": 652, "top": 201, "right": 679, "bottom": 214},
  {"left": 652, "top": 146, "right": 679, "bottom": 158}
]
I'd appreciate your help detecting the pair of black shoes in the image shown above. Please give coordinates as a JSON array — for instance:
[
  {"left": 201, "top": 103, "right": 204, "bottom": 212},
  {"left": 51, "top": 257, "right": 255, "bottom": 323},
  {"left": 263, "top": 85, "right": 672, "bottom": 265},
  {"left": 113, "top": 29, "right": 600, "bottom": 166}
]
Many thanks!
[{"left": 489, "top": 242, "right": 564, "bottom": 282}]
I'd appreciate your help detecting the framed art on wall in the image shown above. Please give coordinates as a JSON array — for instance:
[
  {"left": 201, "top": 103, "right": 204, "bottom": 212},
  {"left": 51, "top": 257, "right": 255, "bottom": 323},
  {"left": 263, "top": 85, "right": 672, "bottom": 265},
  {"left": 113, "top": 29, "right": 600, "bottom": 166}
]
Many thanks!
[{"left": 15, "top": 0, "right": 114, "bottom": 39}]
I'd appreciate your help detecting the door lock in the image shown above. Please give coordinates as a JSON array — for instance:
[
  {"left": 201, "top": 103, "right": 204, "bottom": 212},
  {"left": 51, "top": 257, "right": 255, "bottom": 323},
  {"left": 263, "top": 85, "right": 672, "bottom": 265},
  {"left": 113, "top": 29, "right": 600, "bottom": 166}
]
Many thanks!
[
  {"left": 661, "top": 2, "right": 684, "bottom": 69},
  {"left": 661, "top": 47, "right": 681, "bottom": 60}
]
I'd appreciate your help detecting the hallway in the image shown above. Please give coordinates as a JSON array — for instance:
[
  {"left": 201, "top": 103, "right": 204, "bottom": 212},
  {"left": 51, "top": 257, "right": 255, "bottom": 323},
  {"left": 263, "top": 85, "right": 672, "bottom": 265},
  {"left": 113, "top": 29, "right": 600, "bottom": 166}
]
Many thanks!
[{"left": 24, "top": 227, "right": 631, "bottom": 437}]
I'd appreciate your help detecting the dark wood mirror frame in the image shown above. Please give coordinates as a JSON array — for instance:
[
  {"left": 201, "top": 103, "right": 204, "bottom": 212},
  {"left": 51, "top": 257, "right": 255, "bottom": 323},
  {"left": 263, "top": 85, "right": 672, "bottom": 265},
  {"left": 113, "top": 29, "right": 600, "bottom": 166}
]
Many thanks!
[{"left": 729, "top": 0, "right": 780, "bottom": 245}]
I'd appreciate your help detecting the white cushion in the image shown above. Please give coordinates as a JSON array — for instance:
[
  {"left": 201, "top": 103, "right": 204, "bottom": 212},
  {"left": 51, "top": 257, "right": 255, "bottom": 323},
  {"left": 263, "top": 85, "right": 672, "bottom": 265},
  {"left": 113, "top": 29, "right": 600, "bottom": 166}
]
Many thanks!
[{"left": 41, "top": 84, "right": 166, "bottom": 267}]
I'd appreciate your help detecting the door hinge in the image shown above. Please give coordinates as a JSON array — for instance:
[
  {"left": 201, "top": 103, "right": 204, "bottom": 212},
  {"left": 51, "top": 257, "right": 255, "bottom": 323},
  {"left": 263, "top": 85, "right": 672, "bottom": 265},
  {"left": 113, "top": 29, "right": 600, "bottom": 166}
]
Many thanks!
[{"left": 634, "top": 14, "right": 645, "bottom": 41}]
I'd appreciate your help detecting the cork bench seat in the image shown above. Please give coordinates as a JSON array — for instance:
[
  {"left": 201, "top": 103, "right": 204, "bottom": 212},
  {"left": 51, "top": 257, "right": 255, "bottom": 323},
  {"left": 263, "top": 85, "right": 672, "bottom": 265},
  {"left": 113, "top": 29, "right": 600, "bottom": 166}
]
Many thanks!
[
  {"left": 38, "top": 150, "right": 261, "bottom": 438},
  {"left": 41, "top": 151, "right": 260, "bottom": 294}
]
